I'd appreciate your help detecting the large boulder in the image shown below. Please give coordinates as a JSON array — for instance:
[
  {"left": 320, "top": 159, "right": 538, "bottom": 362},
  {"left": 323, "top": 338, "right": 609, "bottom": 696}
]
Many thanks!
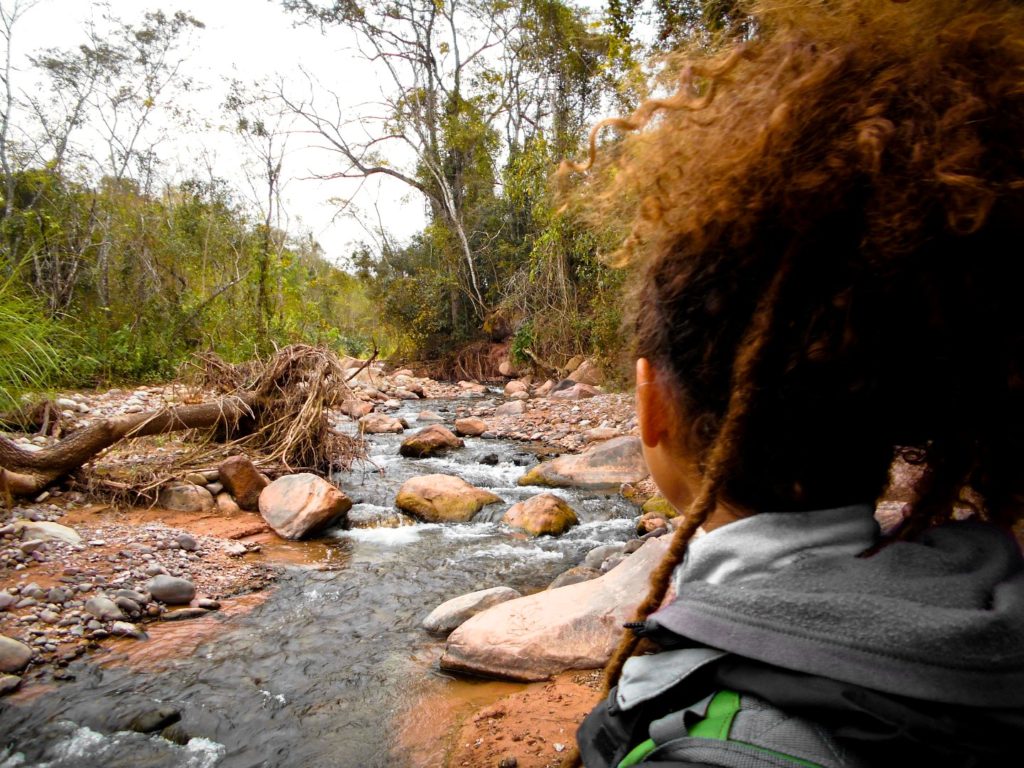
[
  {"left": 422, "top": 586, "right": 522, "bottom": 635},
  {"left": 217, "top": 455, "right": 268, "bottom": 511},
  {"left": 359, "top": 412, "right": 406, "bottom": 434},
  {"left": 518, "top": 436, "right": 649, "bottom": 490},
  {"left": 399, "top": 424, "right": 464, "bottom": 458},
  {"left": 502, "top": 494, "right": 579, "bottom": 537},
  {"left": 440, "top": 536, "right": 670, "bottom": 681},
  {"left": 258, "top": 473, "right": 353, "bottom": 539},
  {"left": 454, "top": 417, "right": 487, "bottom": 437},
  {"left": 158, "top": 483, "right": 215, "bottom": 513},
  {"left": 395, "top": 475, "right": 502, "bottom": 523},
  {"left": 12, "top": 520, "right": 81, "bottom": 545}
]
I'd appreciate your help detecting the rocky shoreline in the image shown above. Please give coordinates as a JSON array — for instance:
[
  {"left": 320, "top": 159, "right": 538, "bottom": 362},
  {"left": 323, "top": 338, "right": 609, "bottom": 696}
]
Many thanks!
[{"left": 2, "top": 355, "right": 653, "bottom": 765}]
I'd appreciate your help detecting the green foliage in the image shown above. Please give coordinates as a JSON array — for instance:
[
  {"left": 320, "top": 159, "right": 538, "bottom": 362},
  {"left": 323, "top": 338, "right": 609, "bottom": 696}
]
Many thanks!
[
  {"left": 0, "top": 279, "right": 75, "bottom": 411},
  {"left": 510, "top": 320, "right": 534, "bottom": 365}
]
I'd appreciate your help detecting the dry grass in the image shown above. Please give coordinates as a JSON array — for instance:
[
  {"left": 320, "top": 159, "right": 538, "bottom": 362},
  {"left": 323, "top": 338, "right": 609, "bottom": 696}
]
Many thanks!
[{"left": 78, "top": 345, "right": 367, "bottom": 503}]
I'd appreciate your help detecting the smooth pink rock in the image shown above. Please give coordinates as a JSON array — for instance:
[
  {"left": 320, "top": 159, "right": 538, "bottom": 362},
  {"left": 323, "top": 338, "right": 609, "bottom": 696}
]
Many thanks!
[
  {"left": 440, "top": 536, "right": 670, "bottom": 681},
  {"left": 258, "top": 473, "right": 352, "bottom": 539}
]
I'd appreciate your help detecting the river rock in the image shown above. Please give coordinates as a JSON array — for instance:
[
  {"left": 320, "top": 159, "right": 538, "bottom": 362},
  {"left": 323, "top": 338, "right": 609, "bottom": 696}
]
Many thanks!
[
  {"left": 504, "top": 380, "right": 528, "bottom": 396},
  {"left": 111, "top": 621, "right": 146, "bottom": 639},
  {"left": 440, "top": 536, "right": 670, "bottom": 681},
  {"left": 584, "top": 427, "right": 622, "bottom": 443},
  {"left": 568, "top": 359, "right": 603, "bottom": 386},
  {"left": 147, "top": 575, "right": 196, "bottom": 605},
  {"left": 216, "top": 492, "right": 242, "bottom": 515},
  {"left": 641, "top": 495, "right": 679, "bottom": 518},
  {"left": 0, "top": 593, "right": 16, "bottom": 611},
  {"left": 395, "top": 475, "right": 502, "bottom": 523},
  {"left": 495, "top": 400, "right": 526, "bottom": 416},
  {"left": 176, "top": 533, "right": 198, "bottom": 551},
  {"left": 637, "top": 511, "right": 670, "bottom": 535},
  {"left": 12, "top": 520, "right": 81, "bottom": 545},
  {"left": 454, "top": 417, "right": 487, "bottom": 437},
  {"left": 549, "top": 382, "right": 600, "bottom": 400},
  {"left": 518, "top": 436, "right": 648, "bottom": 490},
  {"left": 399, "top": 425, "right": 464, "bottom": 458},
  {"left": 259, "top": 473, "right": 353, "bottom": 539},
  {"left": 341, "top": 399, "right": 374, "bottom": 419},
  {"left": 359, "top": 412, "right": 405, "bottom": 434},
  {"left": 548, "top": 566, "right": 602, "bottom": 590},
  {"left": 417, "top": 410, "right": 444, "bottom": 423},
  {"left": 535, "top": 379, "right": 555, "bottom": 397},
  {"left": 218, "top": 455, "right": 269, "bottom": 511},
  {"left": 502, "top": 494, "right": 579, "bottom": 537},
  {"left": 158, "top": 483, "right": 215, "bottom": 513},
  {"left": 162, "top": 608, "right": 209, "bottom": 621},
  {"left": 0, "top": 674, "right": 21, "bottom": 695},
  {"left": 584, "top": 543, "right": 625, "bottom": 570},
  {"left": 422, "top": 586, "right": 523, "bottom": 635},
  {"left": 498, "top": 359, "right": 518, "bottom": 377},
  {"left": 85, "top": 596, "right": 124, "bottom": 621},
  {"left": 0, "top": 635, "right": 33, "bottom": 673}
]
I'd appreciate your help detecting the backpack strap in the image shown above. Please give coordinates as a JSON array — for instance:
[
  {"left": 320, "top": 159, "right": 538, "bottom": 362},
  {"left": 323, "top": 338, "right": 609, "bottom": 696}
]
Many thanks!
[{"left": 617, "top": 689, "right": 867, "bottom": 768}]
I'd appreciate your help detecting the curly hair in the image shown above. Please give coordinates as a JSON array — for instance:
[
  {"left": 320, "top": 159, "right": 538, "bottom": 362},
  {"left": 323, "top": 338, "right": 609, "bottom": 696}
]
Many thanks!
[{"left": 559, "top": 0, "right": 1024, "bottom": 726}]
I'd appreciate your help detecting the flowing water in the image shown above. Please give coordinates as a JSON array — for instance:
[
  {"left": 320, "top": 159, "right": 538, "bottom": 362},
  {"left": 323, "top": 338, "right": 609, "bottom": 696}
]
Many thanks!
[{"left": 0, "top": 398, "right": 637, "bottom": 768}]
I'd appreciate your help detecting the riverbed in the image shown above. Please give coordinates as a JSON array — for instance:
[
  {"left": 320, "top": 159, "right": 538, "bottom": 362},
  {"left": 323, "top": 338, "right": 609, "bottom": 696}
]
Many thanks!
[{"left": 0, "top": 397, "right": 637, "bottom": 767}]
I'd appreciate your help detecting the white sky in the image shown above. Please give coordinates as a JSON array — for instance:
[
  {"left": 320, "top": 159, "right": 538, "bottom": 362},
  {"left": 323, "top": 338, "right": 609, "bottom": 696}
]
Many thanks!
[
  {"left": 9, "top": 0, "right": 606, "bottom": 266},
  {"left": 9, "top": 0, "right": 429, "bottom": 265}
]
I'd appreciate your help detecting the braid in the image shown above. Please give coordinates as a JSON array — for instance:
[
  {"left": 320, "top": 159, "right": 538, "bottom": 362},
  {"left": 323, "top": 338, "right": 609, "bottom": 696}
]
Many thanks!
[{"left": 604, "top": 256, "right": 792, "bottom": 693}]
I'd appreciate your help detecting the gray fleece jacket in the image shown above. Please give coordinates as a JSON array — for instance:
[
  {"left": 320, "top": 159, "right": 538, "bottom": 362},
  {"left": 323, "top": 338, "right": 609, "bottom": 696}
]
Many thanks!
[{"left": 646, "top": 506, "right": 1024, "bottom": 708}]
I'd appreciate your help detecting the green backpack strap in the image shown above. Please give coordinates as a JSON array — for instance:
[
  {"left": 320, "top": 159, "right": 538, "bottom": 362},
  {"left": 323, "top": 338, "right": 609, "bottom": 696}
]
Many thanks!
[{"left": 617, "top": 690, "right": 826, "bottom": 768}]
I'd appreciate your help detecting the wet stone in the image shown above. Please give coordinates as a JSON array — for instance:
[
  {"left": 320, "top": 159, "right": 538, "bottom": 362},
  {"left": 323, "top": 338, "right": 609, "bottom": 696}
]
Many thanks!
[
  {"left": 147, "top": 575, "right": 196, "bottom": 605},
  {"left": 196, "top": 599, "right": 221, "bottom": 610},
  {"left": 162, "top": 608, "right": 209, "bottom": 621},
  {"left": 85, "top": 597, "right": 123, "bottom": 621},
  {"left": 0, "top": 674, "right": 21, "bottom": 696}
]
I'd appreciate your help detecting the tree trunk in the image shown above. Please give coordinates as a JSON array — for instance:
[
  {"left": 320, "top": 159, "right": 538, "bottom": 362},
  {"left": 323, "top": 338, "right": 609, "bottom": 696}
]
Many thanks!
[{"left": 0, "top": 393, "right": 258, "bottom": 497}]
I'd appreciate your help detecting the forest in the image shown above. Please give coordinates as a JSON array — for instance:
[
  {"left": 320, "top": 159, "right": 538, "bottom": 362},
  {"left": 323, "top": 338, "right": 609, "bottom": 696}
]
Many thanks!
[{"left": 0, "top": 0, "right": 746, "bottom": 409}]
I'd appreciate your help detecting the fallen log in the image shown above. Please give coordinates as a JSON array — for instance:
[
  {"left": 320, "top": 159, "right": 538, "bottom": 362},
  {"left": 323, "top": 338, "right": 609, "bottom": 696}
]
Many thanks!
[
  {"left": 1, "top": 344, "right": 366, "bottom": 500},
  {"left": 0, "top": 394, "right": 257, "bottom": 497}
]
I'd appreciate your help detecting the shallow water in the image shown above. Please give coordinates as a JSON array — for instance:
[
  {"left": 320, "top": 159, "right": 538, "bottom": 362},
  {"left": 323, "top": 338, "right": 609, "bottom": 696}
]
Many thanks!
[{"left": 0, "top": 399, "right": 637, "bottom": 768}]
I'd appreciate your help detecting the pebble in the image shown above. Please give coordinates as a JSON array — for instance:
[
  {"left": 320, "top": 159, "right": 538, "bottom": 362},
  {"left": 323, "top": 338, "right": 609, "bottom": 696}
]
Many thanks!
[
  {"left": 110, "top": 621, "right": 146, "bottom": 639},
  {"left": 196, "top": 598, "right": 220, "bottom": 610},
  {"left": 176, "top": 533, "right": 198, "bottom": 552}
]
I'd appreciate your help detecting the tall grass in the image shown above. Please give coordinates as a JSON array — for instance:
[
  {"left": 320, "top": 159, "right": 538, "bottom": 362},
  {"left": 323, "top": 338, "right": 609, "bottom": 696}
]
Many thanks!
[{"left": 0, "top": 278, "right": 71, "bottom": 412}]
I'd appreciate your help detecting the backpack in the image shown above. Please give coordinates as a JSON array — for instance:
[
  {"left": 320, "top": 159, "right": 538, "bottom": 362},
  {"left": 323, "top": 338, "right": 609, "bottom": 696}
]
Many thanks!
[{"left": 576, "top": 644, "right": 1023, "bottom": 768}]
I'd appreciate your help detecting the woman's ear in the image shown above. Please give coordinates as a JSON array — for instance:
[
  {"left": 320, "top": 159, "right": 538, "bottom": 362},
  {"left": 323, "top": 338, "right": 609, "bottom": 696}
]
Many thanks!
[{"left": 636, "top": 357, "right": 672, "bottom": 449}]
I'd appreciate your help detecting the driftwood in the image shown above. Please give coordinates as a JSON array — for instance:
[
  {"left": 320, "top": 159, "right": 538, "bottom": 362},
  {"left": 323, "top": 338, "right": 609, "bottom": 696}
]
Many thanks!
[
  {"left": 0, "top": 394, "right": 257, "bottom": 497},
  {"left": 0, "top": 344, "right": 366, "bottom": 500}
]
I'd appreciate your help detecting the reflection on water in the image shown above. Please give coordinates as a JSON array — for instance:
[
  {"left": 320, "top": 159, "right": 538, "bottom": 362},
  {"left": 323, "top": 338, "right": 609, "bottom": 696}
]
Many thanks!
[{"left": 0, "top": 399, "right": 637, "bottom": 768}]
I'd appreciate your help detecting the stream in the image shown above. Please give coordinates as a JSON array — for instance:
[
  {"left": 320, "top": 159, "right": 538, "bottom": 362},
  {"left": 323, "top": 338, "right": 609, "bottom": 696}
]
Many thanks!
[{"left": 0, "top": 397, "right": 638, "bottom": 768}]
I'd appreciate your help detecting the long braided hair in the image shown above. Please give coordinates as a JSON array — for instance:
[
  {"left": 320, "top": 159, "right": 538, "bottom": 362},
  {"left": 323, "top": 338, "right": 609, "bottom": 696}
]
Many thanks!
[{"left": 560, "top": 0, "right": 1024, "bottom": 763}]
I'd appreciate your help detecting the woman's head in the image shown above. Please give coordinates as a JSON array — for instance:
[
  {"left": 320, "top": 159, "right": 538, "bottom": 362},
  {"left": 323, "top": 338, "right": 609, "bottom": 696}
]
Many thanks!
[
  {"left": 573, "top": 0, "right": 1024, "bottom": 701},
  {"left": 584, "top": 0, "right": 1024, "bottom": 523}
]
